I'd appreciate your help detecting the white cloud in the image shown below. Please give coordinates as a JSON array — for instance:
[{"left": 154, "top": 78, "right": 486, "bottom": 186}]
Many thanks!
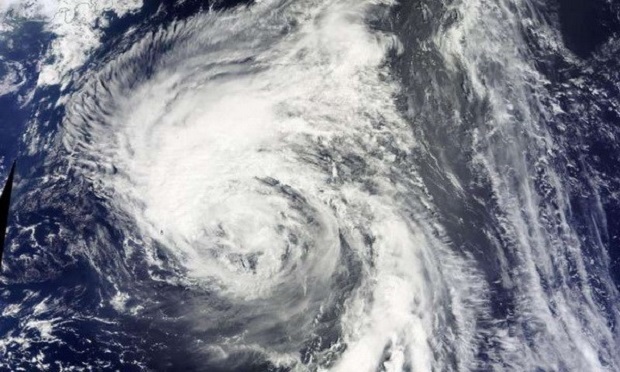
[{"left": 0, "top": 0, "right": 143, "bottom": 87}]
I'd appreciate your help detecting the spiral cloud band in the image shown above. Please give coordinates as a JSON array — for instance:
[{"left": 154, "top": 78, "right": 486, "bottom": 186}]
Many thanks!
[{"left": 3, "top": 0, "right": 609, "bottom": 370}]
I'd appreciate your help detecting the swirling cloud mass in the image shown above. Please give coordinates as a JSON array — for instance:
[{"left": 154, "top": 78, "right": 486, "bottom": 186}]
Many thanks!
[{"left": 1, "top": 0, "right": 619, "bottom": 370}]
